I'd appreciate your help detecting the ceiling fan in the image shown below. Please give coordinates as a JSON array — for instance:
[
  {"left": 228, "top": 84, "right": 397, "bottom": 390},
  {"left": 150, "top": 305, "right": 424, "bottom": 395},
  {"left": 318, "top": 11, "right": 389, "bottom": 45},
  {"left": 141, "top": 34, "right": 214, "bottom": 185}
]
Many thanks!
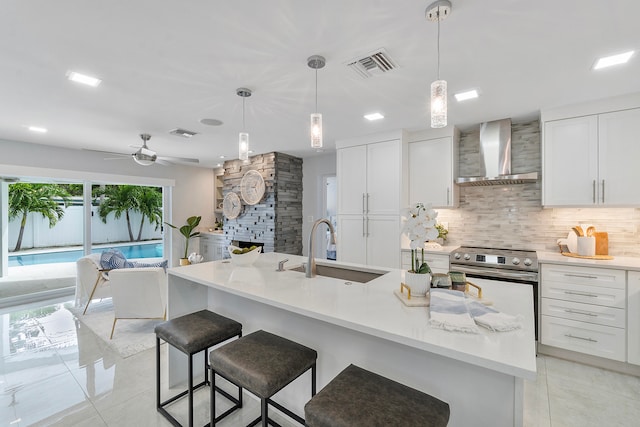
[{"left": 97, "top": 133, "right": 199, "bottom": 166}]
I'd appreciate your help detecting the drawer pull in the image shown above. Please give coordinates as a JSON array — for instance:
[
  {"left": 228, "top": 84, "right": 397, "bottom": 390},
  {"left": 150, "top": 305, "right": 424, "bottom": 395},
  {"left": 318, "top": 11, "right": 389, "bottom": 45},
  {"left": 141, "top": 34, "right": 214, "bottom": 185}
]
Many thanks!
[
  {"left": 564, "top": 290, "right": 598, "bottom": 298},
  {"left": 564, "top": 308, "right": 597, "bottom": 317},
  {"left": 565, "top": 333, "right": 597, "bottom": 343},
  {"left": 564, "top": 273, "right": 598, "bottom": 279}
]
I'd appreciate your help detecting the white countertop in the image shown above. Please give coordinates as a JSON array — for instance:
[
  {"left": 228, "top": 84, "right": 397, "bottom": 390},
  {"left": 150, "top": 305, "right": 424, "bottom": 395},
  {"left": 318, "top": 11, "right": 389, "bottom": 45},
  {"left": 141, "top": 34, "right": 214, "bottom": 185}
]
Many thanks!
[
  {"left": 538, "top": 251, "right": 640, "bottom": 271},
  {"left": 169, "top": 253, "right": 537, "bottom": 380},
  {"left": 400, "top": 244, "right": 458, "bottom": 254}
]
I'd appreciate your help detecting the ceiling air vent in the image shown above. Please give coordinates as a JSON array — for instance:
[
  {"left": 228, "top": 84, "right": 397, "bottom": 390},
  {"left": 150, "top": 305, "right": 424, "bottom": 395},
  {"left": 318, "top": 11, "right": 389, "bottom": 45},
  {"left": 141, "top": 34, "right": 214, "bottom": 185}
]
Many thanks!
[
  {"left": 169, "top": 128, "right": 198, "bottom": 138},
  {"left": 346, "top": 48, "right": 398, "bottom": 79}
]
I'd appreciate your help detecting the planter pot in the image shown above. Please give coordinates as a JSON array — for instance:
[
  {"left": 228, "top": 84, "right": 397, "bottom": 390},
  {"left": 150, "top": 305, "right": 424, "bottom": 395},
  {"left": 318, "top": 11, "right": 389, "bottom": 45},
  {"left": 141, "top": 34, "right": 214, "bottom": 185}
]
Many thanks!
[
  {"left": 179, "top": 258, "right": 191, "bottom": 266},
  {"left": 404, "top": 271, "right": 431, "bottom": 297}
]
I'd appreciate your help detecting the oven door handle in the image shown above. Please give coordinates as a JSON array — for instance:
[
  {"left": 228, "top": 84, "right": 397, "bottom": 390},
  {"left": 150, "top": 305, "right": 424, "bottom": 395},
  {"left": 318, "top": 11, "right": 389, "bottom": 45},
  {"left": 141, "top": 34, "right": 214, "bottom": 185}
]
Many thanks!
[{"left": 449, "top": 265, "right": 538, "bottom": 283}]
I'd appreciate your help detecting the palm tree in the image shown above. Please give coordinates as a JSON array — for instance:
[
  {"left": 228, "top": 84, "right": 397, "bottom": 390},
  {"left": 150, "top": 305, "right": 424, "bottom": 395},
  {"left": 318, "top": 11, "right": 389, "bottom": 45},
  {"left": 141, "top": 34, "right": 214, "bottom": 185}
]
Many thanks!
[
  {"left": 94, "top": 185, "right": 163, "bottom": 242},
  {"left": 136, "top": 187, "right": 163, "bottom": 241},
  {"left": 94, "top": 185, "right": 140, "bottom": 241},
  {"left": 8, "top": 183, "right": 71, "bottom": 251}
]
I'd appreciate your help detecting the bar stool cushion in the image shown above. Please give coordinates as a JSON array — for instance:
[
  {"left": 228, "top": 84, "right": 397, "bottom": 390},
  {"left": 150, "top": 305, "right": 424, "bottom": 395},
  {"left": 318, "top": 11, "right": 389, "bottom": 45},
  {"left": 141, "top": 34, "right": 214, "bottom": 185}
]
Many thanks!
[
  {"left": 154, "top": 310, "right": 242, "bottom": 354},
  {"left": 210, "top": 330, "right": 317, "bottom": 398},
  {"left": 305, "top": 364, "right": 450, "bottom": 427}
]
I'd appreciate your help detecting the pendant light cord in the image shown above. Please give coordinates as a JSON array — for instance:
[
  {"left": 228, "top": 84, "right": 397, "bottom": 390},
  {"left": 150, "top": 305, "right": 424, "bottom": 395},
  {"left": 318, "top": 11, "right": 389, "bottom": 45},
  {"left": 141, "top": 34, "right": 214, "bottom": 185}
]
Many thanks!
[
  {"left": 437, "top": 7, "right": 441, "bottom": 80},
  {"left": 315, "top": 68, "right": 318, "bottom": 113},
  {"left": 242, "top": 96, "right": 246, "bottom": 131}
]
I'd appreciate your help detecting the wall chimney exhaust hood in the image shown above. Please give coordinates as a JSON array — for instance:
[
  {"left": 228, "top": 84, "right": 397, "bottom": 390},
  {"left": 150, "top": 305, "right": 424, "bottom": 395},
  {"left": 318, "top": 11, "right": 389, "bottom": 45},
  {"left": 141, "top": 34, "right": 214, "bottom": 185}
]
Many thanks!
[{"left": 455, "top": 118, "right": 538, "bottom": 186}]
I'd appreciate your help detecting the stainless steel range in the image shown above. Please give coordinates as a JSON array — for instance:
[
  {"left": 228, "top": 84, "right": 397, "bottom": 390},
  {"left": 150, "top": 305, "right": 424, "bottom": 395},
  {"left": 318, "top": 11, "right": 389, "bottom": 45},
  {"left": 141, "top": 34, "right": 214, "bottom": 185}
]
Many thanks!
[
  {"left": 449, "top": 246, "right": 538, "bottom": 284},
  {"left": 450, "top": 246, "right": 539, "bottom": 338}
]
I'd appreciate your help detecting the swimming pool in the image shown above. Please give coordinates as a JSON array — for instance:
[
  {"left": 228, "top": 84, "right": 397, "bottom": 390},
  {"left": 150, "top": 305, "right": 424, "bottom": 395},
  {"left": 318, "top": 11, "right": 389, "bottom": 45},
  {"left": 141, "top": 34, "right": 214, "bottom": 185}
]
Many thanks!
[{"left": 9, "top": 243, "right": 164, "bottom": 267}]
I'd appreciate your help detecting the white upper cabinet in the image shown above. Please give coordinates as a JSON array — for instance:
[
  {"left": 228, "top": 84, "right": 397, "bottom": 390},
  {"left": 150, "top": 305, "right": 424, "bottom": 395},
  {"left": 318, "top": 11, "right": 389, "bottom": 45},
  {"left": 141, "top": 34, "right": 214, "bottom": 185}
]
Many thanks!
[
  {"left": 598, "top": 108, "right": 640, "bottom": 205},
  {"left": 366, "top": 140, "right": 402, "bottom": 215},
  {"left": 337, "top": 145, "right": 367, "bottom": 215},
  {"left": 409, "top": 136, "right": 458, "bottom": 208},
  {"left": 543, "top": 116, "right": 598, "bottom": 206},
  {"left": 336, "top": 133, "right": 406, "bottom": 268},
  {"left": 542, "top": 94, "right": 640, "bottom": 207}
]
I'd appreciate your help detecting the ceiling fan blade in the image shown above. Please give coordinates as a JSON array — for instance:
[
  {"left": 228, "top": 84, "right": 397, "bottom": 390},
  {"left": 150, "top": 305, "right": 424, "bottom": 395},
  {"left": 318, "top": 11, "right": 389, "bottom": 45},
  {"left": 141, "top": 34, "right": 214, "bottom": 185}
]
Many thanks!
[
  {"left": 83, "top": 148, "right": 129, "bottom": 157},
  {"left": 155, "top": 159, "right": 172, "bottom": 166},
  {"left": 157, "top": 155, "right": 199, "bottom": 164}
]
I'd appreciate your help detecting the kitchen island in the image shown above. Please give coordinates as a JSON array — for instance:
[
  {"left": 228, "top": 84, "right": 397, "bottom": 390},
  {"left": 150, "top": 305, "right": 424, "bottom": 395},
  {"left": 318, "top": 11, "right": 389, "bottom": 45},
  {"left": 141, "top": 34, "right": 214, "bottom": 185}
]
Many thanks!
[{"left": 167, "top": 254, "right": 536, "bottom": 427}]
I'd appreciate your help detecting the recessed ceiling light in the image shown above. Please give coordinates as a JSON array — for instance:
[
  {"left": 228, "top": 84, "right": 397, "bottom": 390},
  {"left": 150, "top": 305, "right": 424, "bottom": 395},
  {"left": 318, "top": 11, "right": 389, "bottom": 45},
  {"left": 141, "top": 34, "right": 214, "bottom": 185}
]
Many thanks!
[
  {"left": 454, "top": 90, "right": 479, "bottom": 102},
  {"left": 364, "top": 113, "right": 384, "bottom": 121},
  {"left": 593, "top": 51, "right": 634, "bottom": 70},
  {"left": 28, "top": 126, "right": 47, "bottom": 133},
  {"left": 219, "top": 155, "right": 225, "bottom": 159},
  {"left": 66, "top": 71, "right": 101, "bottom": 87},
  {"left": 248, "top": 150, "right": 254, "bottom": 154},
  {"left": 200, "top": 118, "right": 224, "bottom": 126},
  {"left": 217, "top": 163, "right": 222, "bottom": 167}
]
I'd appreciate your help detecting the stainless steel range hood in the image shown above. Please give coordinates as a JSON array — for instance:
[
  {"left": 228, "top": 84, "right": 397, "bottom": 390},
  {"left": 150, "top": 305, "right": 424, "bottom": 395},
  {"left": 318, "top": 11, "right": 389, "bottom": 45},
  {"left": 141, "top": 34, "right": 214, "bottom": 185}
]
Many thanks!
[{"left": 455, "top": 118, "right": 538, "bottom": 186}]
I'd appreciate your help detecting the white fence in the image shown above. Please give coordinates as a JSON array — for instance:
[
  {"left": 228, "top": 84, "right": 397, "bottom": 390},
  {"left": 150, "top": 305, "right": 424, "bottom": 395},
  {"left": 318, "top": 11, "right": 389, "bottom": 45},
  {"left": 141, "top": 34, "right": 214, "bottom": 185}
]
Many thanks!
[{"left": 8, "top": 205, "right": 163, "bottom": 252}]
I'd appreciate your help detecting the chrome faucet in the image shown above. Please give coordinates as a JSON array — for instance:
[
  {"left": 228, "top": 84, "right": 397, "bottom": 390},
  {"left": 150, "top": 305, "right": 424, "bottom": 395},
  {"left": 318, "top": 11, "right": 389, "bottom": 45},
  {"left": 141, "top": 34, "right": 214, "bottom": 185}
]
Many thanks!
[{"left": 306, "top": 218, "right": 337, "bottom": 278}]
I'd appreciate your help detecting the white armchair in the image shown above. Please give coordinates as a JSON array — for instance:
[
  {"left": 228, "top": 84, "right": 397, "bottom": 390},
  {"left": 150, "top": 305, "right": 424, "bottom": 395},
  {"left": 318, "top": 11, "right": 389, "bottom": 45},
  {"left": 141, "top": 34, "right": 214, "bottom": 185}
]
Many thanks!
[
  {"left": 76, "top": 253, "right": 111, "bottom": 314},
  {"left": 108, "top": 267, "right": 167, "bottom": 339}
]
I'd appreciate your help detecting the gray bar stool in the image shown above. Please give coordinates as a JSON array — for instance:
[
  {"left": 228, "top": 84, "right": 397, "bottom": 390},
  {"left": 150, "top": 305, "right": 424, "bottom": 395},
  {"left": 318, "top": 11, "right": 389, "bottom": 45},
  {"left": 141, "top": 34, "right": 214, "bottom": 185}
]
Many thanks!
[
  {"left": 155, "top": 310, "right": 242, "bottom": 427},
  {"left": 209, "top": 329, "right": 317, "bottom": 427},
  {"left": 305, "top": 364, "right": 450, "bottom": 427}
]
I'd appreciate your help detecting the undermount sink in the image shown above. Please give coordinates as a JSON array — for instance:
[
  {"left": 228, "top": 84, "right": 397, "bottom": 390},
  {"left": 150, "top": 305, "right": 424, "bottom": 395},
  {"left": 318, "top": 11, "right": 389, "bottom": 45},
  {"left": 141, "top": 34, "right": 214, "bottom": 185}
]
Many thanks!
[{"left": 288, "top": 263, "right": 386, "bottom": 283}]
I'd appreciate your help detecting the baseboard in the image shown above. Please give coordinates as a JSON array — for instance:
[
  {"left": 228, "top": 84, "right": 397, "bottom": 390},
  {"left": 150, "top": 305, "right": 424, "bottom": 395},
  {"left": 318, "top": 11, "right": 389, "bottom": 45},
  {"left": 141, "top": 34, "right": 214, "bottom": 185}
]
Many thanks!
[
  {"left": 0, "top": 286, "right": 75, "bottom": 309},
  {"left": 537, "top": 342, "right": 640, "bottom": 377}
]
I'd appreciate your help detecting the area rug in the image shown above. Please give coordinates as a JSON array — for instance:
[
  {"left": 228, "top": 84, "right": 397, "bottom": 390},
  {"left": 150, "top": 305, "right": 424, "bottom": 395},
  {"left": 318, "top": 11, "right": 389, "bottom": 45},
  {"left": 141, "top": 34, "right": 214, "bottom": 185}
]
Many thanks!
[{"left": 67, "top": 299, "right": 162, "bottom": 358}]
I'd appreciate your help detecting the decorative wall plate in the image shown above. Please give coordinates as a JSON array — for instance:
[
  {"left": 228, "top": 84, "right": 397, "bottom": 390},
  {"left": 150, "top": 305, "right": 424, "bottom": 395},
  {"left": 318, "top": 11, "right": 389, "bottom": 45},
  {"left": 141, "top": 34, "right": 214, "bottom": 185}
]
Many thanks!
[
  {"left": 223, "top": 192, "right": 242, "bottom": 219},
  {"left": 241, "top": 170, "right": 265, "bottom": 205}
]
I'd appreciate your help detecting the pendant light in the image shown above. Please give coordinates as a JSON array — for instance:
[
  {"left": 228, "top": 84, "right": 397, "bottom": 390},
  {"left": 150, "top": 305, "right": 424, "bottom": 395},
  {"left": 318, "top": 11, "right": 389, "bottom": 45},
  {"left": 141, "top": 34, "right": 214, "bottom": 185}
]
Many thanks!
[
  {"left": 307, "top": 55, "right": 326, "bottom": 149},
  {"left": 426, "top": 0, "right": 452, "bottom": 129},
  {"left": 237, "top": 87, "right": 251, "bottom": 160}
]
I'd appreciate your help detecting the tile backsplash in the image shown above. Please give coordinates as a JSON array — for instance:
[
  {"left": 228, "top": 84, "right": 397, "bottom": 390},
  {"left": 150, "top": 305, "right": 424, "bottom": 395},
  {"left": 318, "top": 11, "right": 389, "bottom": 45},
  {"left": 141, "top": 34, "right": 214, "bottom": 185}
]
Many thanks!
[{"left": 436, "top": 120, "right": 640, "bottom": 256}]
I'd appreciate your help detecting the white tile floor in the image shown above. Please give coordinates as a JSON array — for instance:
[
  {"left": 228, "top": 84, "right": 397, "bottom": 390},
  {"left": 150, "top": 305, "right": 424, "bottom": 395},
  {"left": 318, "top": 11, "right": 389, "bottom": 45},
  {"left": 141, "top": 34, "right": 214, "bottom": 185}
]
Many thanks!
[{"left": 1, "top": 297, "right": 639, "bottom": 427}]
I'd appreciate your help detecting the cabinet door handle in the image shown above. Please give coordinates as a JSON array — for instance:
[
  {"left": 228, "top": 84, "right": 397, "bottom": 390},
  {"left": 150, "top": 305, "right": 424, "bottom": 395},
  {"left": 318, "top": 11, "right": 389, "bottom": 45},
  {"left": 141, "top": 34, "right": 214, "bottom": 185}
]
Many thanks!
[
  {"left": 601, "top": 179, "right": 605, "bottom": 203},
  {"left": 564, "top": 308, "right": 597, "bottom": 317},
  {"left": 565, "top": 333, "right": 597, "bottom": 343},
  {"left": 592, "top": 180, "right": 596, "bottom": 204},
  {"left": 366, "top": 217, "right": 370, "bottom": 237},
  {"left": 362, "top": 217, "right": 365, "bottom": 237},
  {"left": 447, "top": 187, "right": 450, "bottom": 205},
  {"left": 564, "top": 290, "right": 598, "bottom": 298},
  {"left": 366, "top": 193, "right": 370, "bottom": 214},
  {"left": 564, "top": 273, "right": 598, "bottom": 279},
  {"left": 362, "top": 193, "right": 366, "bottom": 215}
]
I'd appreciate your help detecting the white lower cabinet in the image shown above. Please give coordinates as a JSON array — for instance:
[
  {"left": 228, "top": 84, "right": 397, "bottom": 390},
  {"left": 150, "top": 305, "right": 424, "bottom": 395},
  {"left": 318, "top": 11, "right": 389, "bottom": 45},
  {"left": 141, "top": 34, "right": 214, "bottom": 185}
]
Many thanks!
[
  {"left": 540, "top": 264, "right": 626, "bottom": 362},
  {"left": 200, "top": 233, "right": 227, "bottom": 262},
  {"left": 540, "top": 316, "right": 626, "bottom": 361},
  {"left": 401, "top": 250, "right": 449, "bottom": 274},
  {"left": 337, "top": 215, "right": 399, "bottom": 268},
  {"left": 628, "top": 271, "right": 640, "bottom": 365}
]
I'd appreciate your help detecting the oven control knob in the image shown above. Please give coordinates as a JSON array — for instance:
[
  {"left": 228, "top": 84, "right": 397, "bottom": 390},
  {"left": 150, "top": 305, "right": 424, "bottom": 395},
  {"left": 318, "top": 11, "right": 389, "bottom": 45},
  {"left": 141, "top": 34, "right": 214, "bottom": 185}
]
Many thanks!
[
  {"left": 512, "top": 257, "right": 521, "bottom": 265},
  {"left": 454, "top": 253, "right": 461, "bottom": 259},
  {"left": 523, "top": 258, "right": 533, "bottom": 266},
  {"left": 464, "top": 253, "right": 471, "bottom": 261}
]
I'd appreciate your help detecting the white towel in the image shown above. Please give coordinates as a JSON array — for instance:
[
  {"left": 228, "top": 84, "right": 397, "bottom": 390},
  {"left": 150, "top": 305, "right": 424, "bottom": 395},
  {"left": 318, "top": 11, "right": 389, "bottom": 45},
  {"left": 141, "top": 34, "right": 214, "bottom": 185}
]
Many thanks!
[
  {"left": 468, "top": 300, "right": 523, "bottom": 332},
  {"left": 429, "top": 289, "right": 479, "bottom": 333}
]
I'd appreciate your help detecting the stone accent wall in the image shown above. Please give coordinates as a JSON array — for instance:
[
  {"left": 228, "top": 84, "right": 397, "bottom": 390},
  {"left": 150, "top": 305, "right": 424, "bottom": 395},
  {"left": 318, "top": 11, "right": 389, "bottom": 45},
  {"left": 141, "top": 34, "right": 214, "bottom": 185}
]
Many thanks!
[
  {"left": 436, "top": 120, "right": 640, "bottom": 256},
  {"left": 222, "top": 152, "right": 303, "bottom": 255}
]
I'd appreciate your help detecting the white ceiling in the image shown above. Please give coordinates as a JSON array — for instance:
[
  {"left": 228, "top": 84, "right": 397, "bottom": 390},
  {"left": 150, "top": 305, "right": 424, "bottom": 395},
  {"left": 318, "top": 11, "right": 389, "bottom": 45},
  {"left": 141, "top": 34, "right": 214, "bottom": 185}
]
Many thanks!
[{"left": 1, "top": 0, "right": 639, "bottom": 168}]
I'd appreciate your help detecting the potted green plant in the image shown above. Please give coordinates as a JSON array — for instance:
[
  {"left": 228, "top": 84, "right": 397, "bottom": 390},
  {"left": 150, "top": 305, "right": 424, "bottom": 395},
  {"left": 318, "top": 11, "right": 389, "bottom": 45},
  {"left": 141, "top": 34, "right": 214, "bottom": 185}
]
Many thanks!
[
  {"left": 165, "top": 215, "right": 201, "bottom": 265},
  {"left": 401, "top": 203, "right": 439, "bottom": 297}
]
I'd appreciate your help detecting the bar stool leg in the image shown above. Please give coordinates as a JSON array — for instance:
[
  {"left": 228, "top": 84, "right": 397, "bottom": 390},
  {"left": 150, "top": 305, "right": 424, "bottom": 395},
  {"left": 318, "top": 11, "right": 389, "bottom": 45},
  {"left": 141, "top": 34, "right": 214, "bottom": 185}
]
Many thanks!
[
  {"left": 261, "top": 397, "right": 268, "bottom": 427},
  {"left": 156, "top": 337, "right": 161, "bottom": 410},
  {"left": 188, "top": 354, "right": 194, "bottom": 427},
  {"left": 210, "top": 372, "right": 216, "bottom": 427},
  {"left": 311, "top": 363, "right": 316, "bottom": 396}
]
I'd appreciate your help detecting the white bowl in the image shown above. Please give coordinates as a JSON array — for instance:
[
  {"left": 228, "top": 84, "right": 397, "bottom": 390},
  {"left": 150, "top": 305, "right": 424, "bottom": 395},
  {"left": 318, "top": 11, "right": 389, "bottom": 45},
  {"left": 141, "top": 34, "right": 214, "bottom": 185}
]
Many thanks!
[{"left": 228, "top": 245, "right": 262, "bottom": 266}]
